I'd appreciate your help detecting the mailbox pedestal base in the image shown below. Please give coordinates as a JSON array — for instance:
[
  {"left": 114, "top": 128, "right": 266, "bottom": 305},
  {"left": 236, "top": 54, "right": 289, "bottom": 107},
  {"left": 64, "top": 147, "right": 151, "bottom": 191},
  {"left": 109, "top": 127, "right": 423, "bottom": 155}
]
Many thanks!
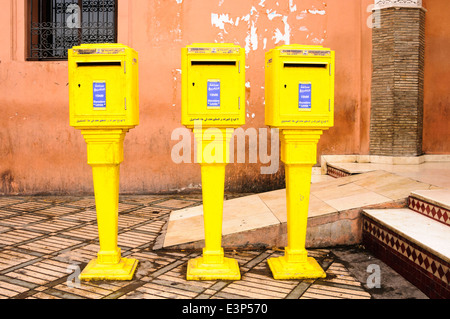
[
  {"left": 80, "top": 257, "right": 138, "bottom": 281},
  {"left": 187, "top": 251, "right": 240, "bottom": 281},
  {"left": 268, "top": 253, "right": 326, "bottom": 280},
  {"left": 78, "top": 129, "right": 138, "bottom": 281}
]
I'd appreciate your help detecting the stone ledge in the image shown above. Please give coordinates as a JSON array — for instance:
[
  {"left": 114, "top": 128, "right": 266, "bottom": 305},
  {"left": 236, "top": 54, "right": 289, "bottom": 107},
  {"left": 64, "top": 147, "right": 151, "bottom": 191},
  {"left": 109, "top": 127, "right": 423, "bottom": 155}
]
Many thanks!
[
  {"left": 158, "top": 170, "right": 437, "bottom": 251},
  {"left": 320, "top": 154, "right": 450, "bottom": 174},
  {"left": 373, "top": 0, "right": 426, "bottom": 11}
]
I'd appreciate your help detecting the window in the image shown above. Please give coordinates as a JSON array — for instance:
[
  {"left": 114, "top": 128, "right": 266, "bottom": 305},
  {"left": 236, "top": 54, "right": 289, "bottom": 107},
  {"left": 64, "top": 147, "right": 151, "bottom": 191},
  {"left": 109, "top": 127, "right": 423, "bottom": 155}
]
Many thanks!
[{"left": 29, "top": 0, "right": 117, "bottom": 61}]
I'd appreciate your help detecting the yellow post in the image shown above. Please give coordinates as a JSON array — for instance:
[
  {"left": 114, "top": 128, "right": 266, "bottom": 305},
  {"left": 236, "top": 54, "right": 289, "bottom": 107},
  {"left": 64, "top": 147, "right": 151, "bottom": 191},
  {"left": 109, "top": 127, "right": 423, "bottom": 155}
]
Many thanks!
[
  {"left": 181, "top": 43, "right": 245, "bottom": 280},
  {"left": 78, "top": 130, "right": 138, "bottom": 281},
  {"left": 68, "top": 44, "right": 140, "bottom": 281},
  {"left": 264, "top": 44, "right": 335, "bottom": 279},
  {"left": 267, "top": 130, "right": 326, "bottom": 279},
  {"left": 186, "top": 127, "right": 240, "bottom": 280}
]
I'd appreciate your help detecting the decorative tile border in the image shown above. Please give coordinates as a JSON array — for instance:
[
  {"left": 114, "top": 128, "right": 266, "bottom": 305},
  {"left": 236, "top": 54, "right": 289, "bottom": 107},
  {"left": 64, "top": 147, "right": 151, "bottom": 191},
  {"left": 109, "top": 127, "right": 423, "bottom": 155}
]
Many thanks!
[
  {"left": 408, "top": 196, "right": 450, "bottom": 227},
  {"left": 326, "top": 165, "right": 351, "bottom": 178},
  {"left": 362, "top": 216, "right": 450, "bottom": 299}
]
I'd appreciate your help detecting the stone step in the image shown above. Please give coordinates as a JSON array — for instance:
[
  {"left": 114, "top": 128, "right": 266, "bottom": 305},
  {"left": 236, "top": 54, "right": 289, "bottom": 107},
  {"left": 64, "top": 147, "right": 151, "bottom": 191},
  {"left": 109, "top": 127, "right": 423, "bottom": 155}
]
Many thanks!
[
  {"left": 362, "top": 208, "right": 450, "bottom": 299},
  {"left": 158, "top": 170, "right": 435, "bottom": 251},
  {"left": 326, "top": 163, "right": 353, "bottom": 178},
  {"left": 408, "top": 189, "right": 450, "bottom": 227}
]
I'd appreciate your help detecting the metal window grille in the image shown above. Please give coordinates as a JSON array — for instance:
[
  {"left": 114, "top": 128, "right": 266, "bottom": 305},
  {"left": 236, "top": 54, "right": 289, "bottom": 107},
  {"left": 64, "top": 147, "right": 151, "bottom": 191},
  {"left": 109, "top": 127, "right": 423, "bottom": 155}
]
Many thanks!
[{"left": 29, "top": 0, "right": 117, "bottom": 60}]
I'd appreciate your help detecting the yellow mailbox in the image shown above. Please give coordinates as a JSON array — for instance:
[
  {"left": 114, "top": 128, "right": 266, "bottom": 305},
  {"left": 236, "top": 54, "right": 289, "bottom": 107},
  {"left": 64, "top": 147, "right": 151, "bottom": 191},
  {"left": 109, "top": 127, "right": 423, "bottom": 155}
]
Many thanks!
[
  {"left": 68, "top": 43, "right": 139, "bottom": 281},
  {"left": 69, "top": 43, "right": 139, "bottom": 129},
  {"left": 181, "top": 43, "right": 245, "bottom": 129},
  {"left": 181, "top": 44, "right": 245, "bottom": 280},
  {"left": 265, "top": 44, "right": 335, "bottom": 280},
  {"left": 265, "top": 44, "right": 335, "bottom": 129}
]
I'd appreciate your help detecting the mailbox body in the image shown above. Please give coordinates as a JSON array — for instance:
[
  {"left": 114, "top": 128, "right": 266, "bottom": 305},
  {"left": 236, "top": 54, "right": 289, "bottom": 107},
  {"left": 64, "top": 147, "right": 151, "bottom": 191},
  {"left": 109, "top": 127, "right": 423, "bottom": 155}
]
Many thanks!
[
  {"left": 69, "top": 43, "right": 139, "bottom": 129},
  {"left": 265, "top": 45, "right": 335, "bottom": 129},
  {"left": 182, "top": 43, "right": 245, "bottom": 129}
]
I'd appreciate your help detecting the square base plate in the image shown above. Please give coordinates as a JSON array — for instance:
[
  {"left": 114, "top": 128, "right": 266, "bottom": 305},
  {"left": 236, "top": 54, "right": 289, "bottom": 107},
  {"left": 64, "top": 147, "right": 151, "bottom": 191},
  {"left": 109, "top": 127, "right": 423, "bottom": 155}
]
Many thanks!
[
  {"left": 79, "top": 257, "right": 139, "bottom": 281},
  {"left": 187, "top": 256, "right": 241, "bottom": 281},
  {"left": 267, "top": 256, "right": 326, "bottom": 280}
]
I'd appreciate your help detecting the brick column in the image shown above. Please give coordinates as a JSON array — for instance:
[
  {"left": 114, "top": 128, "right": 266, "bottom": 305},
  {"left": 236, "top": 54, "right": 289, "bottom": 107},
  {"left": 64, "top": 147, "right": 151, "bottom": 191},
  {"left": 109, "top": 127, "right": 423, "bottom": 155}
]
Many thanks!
[{"left": 370, "top": 0, "right": 426, "bottom": 156}]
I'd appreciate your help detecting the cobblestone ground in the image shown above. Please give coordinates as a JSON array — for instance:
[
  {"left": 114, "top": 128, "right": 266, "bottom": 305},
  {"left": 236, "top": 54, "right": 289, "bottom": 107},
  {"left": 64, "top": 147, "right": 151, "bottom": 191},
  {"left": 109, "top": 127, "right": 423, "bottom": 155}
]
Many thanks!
[{"left": 1, "top": 194, "right": 373, "bottom": 299}]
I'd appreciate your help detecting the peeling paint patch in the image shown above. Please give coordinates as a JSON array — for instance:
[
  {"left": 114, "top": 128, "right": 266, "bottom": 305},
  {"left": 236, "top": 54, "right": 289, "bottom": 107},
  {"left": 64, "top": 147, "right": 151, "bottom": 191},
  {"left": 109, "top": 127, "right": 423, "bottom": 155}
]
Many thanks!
[
  {"left": 210, "top": 2, "right": 326, "bottom": 54},
  {"left": 241, "top": 14, "right": 250, "bottom": 22},
  {"left": 211, "top": 13, "right": 234, "bottom": 31},
  {"left": 266, "top": 9, "right": 282, "bottom": 20},
  {"left": 296, "top": 12, "right": 307, "bottom": 20},
  {"left": 308, "top": 9, "right": 326, "bottom": 15},
  {"left": 289, "top": 0, "right": 297, "bottom": 12},
  {"left": 245, "top": 21, "right": 258, "bottom": 53},
  {"left": 312, "top": 37, "right": 325, "bottom": 44},
  {"left": 272, "top": 16, "right": 290, "bottom": 45}
]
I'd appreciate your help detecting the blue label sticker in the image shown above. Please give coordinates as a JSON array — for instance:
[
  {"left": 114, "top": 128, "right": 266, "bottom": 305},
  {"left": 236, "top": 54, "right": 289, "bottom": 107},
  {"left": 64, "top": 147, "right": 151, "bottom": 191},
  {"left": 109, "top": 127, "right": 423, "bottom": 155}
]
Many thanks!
[
  {"left": 93, "top": 81, "right": 106, "bottom": 109},
  {"left": 299, "top": 83, "right": 312, "bottom": 110},
  {"left": 207, "top": 80, "right": 221, "bottom": 109}
]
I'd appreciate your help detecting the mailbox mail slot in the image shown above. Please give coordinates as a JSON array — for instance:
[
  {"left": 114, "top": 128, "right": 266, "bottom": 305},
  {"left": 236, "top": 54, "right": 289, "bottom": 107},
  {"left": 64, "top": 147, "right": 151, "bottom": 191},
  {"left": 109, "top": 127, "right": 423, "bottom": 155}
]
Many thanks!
[
  {"left": 68, "top": 43, "right": 139, "bottom": 129},
  {"left": 283, "top": 63, "right": 328, "bottom": 68},
  {"left": 76, "top": 61, "right": 123, "bottom": 67},
  {"left": 182, "top": 43, "right": 246, "bottom": 128},
  {"left": 265, "top": 45, "right": 335, "bottom": 129},
  {"left": 191, "top": 61, "right": 237, "bottom": 66}
]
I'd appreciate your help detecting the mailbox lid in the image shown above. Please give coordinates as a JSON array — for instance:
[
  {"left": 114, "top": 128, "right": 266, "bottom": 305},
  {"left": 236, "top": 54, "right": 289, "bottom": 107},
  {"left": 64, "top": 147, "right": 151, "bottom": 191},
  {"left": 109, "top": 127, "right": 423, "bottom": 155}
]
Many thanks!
[
  {"left": 265, "top": 44, "right": 335, "bottom": 129},
  {"left": 185, "top": 43, "right": 242, "bottom": 56},
  {"left": 182, "top": 43, "right": 245, "bottom": 128},
  {"left": 70, "top": 43, "right": 131, "bottom": 57},
  {"left": 68, "top": 43, "right": 139, "bottom": 128}
]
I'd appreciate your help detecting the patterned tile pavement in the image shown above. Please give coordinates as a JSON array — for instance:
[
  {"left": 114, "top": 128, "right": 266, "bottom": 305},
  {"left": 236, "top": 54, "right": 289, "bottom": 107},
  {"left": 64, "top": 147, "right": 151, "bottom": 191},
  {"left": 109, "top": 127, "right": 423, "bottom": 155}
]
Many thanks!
[{"left": 0, "top": 194, "right": 417, "bottom": 300}]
